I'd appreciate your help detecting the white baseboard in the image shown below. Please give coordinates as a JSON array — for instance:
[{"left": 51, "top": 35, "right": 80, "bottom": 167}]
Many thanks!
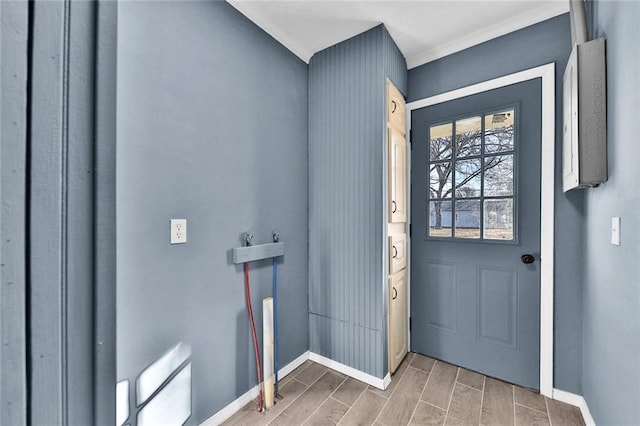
[
  {"left": 200, "top": 350, "right": 391, "bottom": 425},
  {"left": 200, "top": 351, "right": 310, "bottom": 426},
  {"left": 200, "top": 383, "right": 260, "bottom": 426},
  {"left": 382, "top": 371, "right": 392, "bottom": 389},
  {"left": 308, "top": 352, "right": 390, "bottom": 390},
  {"left": 553, "top": 388, "right": 596, "bottom": 426},
  {"left": 277, "top": 350, "right": 310, "bottom": 379}
]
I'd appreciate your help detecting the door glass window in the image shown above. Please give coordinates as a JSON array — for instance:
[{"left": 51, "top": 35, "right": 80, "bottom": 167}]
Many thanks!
[
  {"left": 455, "top": 116, "right": 482, "bottom": 158},
  {"left": 429, "top": 123, "right": 453, "bottom": 161},
  {"left": 485, "top": 110, "right": 515, "bottom": 153},
  {"left": 427, "top": 109, "right": 515, "bottom": 241},
  {"left": 429, "top": 200, "right": 452, "bottom": 237}
]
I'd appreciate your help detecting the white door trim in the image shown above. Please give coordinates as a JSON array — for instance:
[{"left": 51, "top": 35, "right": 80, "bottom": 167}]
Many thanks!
[{"left": 405, "top": 63, "right": 555, "bottom": 397}]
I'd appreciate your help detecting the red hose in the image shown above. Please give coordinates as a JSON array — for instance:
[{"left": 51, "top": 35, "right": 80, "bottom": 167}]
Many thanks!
[{"left": 244, "top": 262, "right": 264, "bottom": 412}]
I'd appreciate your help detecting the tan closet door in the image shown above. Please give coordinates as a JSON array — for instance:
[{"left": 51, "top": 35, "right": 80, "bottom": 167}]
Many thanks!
[
  {"left": 389, "top": 233, "right": 407, "bottom": 274},
  {"left": 389, "top": 127, "right": 407, "bottom": 223},
  {"left": 388, "top": 270, "right": 408, "bottom": 373},
  {"left": 387, "top": 81, "right": 406, "bottom": 134}
]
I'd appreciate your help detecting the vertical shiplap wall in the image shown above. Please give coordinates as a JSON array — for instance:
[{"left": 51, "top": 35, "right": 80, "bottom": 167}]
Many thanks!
[
  {"left": 309, "top": 25, "right": 406, "bottom": 379},
  {"left": 383, "top": 27, "right": 408, "bottom": 96}
]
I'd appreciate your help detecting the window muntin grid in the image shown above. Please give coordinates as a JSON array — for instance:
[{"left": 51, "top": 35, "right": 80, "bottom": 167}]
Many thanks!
[{"left": 427, "top": 109, "right": 516, "bottom": 241}]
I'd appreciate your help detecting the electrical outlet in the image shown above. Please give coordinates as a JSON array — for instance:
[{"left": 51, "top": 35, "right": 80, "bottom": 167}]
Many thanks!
[{"left": 170, "top": 219, "right": 187, "bottom": 244}]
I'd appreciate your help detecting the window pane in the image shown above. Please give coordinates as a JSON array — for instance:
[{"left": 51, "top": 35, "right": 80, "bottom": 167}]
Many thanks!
[
  {"left": 455, "top": 199, "right": 480, "bottom": 239},
  {"left": 429, "top": 163, "right": 452, "bottom": 199},
  {"left": 429, "top": 123, "right": 453, "bottom": 161},
  {"left": 484, "top": 110, "right": 514, "bottom": 153},
  {"left": 484, "top": 155, "right": 513, "bottom": 196},
  {"left": 455, "top": 159, "right": 482, "bottom": 197},
  {"left": 429, "top": 201, "right": 452, "bottom": 237},
  {"left": 484, "top": 198, "right": 514, "bottom": 240},
  {"left": 456, "top": 116, "right": 481, "bottom": 158}
]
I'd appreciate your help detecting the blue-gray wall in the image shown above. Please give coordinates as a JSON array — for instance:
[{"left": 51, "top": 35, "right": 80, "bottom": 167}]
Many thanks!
[
  {"left": 582, "top": 1, "right": 640, "bottom": 423},
  {"left": 0, "top": 2, "right": 28, "bottom": 423},
  {"left": 408, "top": 14, "right": 584, "bottom": 394},
  {"left": 308, "top": 25, "right": 406, "bottom": 379},
  {"left": 116, "top": 2, "right": 309, "bottom": 422}
]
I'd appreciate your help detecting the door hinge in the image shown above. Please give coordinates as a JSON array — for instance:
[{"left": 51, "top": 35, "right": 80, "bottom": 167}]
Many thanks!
[
  {"left": 409, "top": 129, "right": 413, "bottom": 149},
  {"left": 409, "top": 317, "right": 412, "bottom": 331},
  {"left": 409, "top": 224, "right": 412, "bottom": 238}
]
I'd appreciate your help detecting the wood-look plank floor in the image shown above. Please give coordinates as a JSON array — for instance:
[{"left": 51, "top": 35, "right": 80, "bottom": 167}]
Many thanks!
[{"left": 223, "top": 353, "right": 586, "bottom": 426}]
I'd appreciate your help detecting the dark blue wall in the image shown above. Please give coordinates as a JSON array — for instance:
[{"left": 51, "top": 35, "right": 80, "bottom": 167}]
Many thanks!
[
  {"left": 583, "top": 1, "right": 640, "bottom": 423},
  {"left": 116, "top": 2, "right": 309, "bottom": 422},
  {"left": 408, "top": 14, "right": 584, "bottom": 394},
  {"left": 308, "top": 25, "right": 407, "bottom": 379}
]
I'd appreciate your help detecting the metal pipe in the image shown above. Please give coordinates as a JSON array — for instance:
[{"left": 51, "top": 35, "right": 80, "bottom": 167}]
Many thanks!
[
  {"left": 272, "top": 230, "right": 282, "bottom": 398},
  {"left": 570, "top": 0, "right": 588, "bottom": 46},
  {"left": 244, "top": 262, "right": 263, "bottom": 412},
  {"left": 273, "top": 257, "right": 280, "bottom": 398}
]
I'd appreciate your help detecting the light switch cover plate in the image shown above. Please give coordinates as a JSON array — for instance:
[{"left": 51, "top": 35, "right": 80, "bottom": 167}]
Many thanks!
[
  {"left": 171, "top": 219, "right": 187, "bottom": 244},
  {"left": 611, "top": 217, "right": 620, "bottom": 246}
]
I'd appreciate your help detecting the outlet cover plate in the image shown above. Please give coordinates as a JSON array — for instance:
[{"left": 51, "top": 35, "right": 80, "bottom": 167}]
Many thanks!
[{"left": 171, "top": 219, "right": 187, "bottom": 244}]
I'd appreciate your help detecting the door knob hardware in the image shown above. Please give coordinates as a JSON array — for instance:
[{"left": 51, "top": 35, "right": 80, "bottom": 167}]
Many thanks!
[
  {"left": 392, "top": 245, "right": 398, "bottom": 258},
  {"left": 521, "top": 254, "right": 535, "bottom": 264},
  {"left": 392, "top": 200, "right": 397, "bottom": 213},
  {"left": 392, "top": 287, "right": 398, "bottom": 300},
  {"left": 391, "top": 100, "right": 397, "bottom": 113}
]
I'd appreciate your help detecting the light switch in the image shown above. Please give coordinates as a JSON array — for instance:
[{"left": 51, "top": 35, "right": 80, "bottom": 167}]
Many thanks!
[{"left": 611, "top": 217, "right": 620, "bottom": 246}]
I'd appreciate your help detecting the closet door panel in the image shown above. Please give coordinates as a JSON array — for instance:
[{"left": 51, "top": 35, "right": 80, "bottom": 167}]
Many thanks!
[
  {"left": 388, "top": 127, "right": 407, "bottom": 223},
  {"left": 389, "top": 270, "right": 408, "bottom": 373},
  {"left": 389, "top": 233, "right": 407, "bottom": 274},
  {"left": 387, "top": 81, "right": 406, "bottom": 134}
]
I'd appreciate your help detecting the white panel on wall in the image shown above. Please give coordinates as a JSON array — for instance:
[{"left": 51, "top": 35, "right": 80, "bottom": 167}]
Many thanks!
[
  {"left": 137, "top": 363, "right": 192, "bottom": 426},
  {"left": 116, "top": 380, "right": 129, "bottom": 426},
  {"left": 137, "top": 342, "right": 191, "bottom": 405}
]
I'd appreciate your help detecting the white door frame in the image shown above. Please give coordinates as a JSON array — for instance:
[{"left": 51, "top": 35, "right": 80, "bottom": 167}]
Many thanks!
[{"left": 405, "top": 63, "right": 555, "bottom": 397}]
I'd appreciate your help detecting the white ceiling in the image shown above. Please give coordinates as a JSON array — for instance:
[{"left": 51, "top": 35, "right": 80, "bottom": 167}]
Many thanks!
[{"left": 227, "top": 0, "right": 569, "bottom": 69}]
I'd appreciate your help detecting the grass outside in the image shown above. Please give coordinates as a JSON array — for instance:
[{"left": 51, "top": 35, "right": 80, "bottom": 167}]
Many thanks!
[{"left": 429, "top": 227, "right": 513, "bottom": 240}]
